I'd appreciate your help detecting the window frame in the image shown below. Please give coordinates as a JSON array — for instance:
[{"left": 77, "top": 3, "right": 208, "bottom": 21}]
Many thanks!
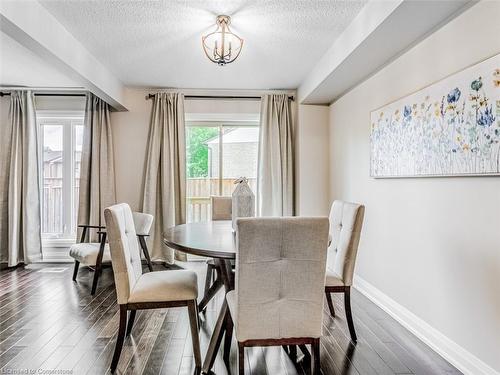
[{"left": 37, "top": 110, "right": 84, "bottom": 246}]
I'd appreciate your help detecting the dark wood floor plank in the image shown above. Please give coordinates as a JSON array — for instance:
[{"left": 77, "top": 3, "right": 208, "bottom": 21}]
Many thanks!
[
  {"left": 0, "top": 345, "right": 25, "bottom": 366},
  {"left": 349, "top": 294, "right": 454, "bottom": 375},
  {"left": 322, "top": 309, "right": 399, "bottom": 375},
  {"left": 142, "top": 312, "right": 177, "bottom": 375},
  {"left": 57, "top": 301, "right": 119, "bottom": 370},
  {"left": 376, "top": 319, "right": 460, "bottom": 375},
  {"left": 123, "top": 310, "right": 167, "bottom": 374},
  {"left": 0, "top": 264, "right": 463, "bottom": 375},
  {"left": 327, "top": 292, "right": 414, "bottom": 375},
  {"left": 40, "top": 345, "right": 74, "bottom": 371}
]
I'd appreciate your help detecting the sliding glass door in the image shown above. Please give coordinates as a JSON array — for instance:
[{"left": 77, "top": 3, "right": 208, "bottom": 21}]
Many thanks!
[{"left": 185, "top": 122, "right": 259, "bottom": 223}]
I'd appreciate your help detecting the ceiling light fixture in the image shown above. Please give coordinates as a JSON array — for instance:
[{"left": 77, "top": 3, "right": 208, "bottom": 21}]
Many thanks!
[{"left": 202, "top": 15, "right": 243, "bottom": 66}]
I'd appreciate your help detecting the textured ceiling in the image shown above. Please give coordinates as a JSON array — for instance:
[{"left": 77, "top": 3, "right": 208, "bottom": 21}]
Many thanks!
[{"left": 39, "top": 0, "right": 367, "bottom": 90}]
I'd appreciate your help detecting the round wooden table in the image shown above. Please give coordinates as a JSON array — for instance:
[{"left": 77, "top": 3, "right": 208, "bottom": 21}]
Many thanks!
[
  {"left": 163, "top": 221, "right": 235, "bottom": 374},
  {"left": 163, "top": 221, "right": 235, "bottom": 259}
]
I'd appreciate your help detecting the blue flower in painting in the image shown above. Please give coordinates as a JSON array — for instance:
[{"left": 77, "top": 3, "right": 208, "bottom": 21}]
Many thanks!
[
  {"left": 403, "top": 105, "right": 412, "bottom": 119},
  {"left": 477, "top": 105, "right": 495, "bottom": 127},
  {"left": 447, "top": 87, "right": 461, "bottom": 104},
  {"left": 471, "top": 77, "right": 482, "bottom": 91}
]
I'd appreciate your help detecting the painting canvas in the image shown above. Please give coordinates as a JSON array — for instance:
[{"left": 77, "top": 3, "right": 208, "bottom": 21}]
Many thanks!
[{"left": 370, "top": 54, "right": 500, "bottom": 178}]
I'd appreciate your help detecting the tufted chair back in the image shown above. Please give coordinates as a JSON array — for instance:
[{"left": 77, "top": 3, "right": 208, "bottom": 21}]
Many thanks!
[
  {"left": 327, "top": 200, "right": 365, "bottom": 286},
  {"left": 234, "top": 217, "right": 329, "bottom": 341},
  {"left": 104, "top": 203, "right": 143, "bottom": 305},
  {"left": 211, "top": 196, "right": 232, "bottom": 220},
  {"left": 132, "top": 212, "right": 154, "bottom": 236}
]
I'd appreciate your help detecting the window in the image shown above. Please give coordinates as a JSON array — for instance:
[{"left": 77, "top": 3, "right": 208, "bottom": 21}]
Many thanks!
[
  {"left": 38, "top": 113, "right": 84, "bottom": 240},
  {"left": 185, "top": 122, "right": 259, "bottom": 223}
]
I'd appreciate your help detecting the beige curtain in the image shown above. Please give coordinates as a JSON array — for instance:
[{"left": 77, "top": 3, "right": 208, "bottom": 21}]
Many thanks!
[
  {"left": 142, "top": 93, "right": 186, "bottom": 264},
  {"left": 78, "top": 93, "right": 116, "bottom": 238},
  {"left": 0, "top": 91, "right": 42, "bottom": 266},
  {"left": 257, "top": 94, "right": 295, "bottom": 216}
]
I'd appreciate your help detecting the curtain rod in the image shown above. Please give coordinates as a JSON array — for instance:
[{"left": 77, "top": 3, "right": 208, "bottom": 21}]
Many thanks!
[
  {"left": 0, "top": 92, "right": 86, "bottom": 97},
  {"left": 146, "top": 94, "right": 295, "bottom": 101}
]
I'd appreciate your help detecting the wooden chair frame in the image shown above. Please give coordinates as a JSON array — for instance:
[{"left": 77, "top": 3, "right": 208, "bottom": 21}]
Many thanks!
[
  {"left": 325, "top": 285, "right": 357, "bottom": 342},
  {"left": 111, "top": 300, "right": 201, "bottom": 373},
  {"left": 72, "top": 225, "right": 154, "bottom": 295},
  {"left": 233, "top": 334, "right": 320, "bottom": 374}
]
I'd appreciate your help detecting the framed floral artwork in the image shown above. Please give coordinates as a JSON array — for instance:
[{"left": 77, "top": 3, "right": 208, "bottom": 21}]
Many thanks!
[{"left": 370, "top": 54, "right": 500, "bottom": 178}]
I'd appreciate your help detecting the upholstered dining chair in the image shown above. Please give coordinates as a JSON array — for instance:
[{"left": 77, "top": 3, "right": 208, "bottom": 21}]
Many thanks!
[
  {"left": 104, "top": 203, "right": 201, "bottom": 373},
  {"left": 226, "top": 217, "right": 330, "bottom": 374},
  {"left": 70, "top": 211, "right": 154, "bottom": 295},
  {"left": 324, "top": 200, "right": 365, "bottom": 342},
  {"left": 202, "top": 196, "right": 232, "bottom": 310}
]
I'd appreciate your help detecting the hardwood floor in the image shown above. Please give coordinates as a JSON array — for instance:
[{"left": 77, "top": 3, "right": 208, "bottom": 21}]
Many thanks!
[{"left": 0, "top": 263, "right": 461, "bottom": 375}]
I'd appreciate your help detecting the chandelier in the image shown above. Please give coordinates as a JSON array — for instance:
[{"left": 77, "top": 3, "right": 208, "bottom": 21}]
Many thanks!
[{"left": 202, "top": 15, "right": 243, "bottom": 66}]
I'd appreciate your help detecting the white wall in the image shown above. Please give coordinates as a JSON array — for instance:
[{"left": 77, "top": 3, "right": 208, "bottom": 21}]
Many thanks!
[
  {"left": 296, "top": 104, "right": 330, "bottom": 216},
  {"left": 329, "top": 1, "right": 500, "bottom": 373}
]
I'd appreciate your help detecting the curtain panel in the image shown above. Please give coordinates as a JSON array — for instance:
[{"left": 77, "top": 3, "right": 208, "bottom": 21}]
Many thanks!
[
  {"left": 142, "top": 93, "right": 187, "bottom": 264},
  {"left": 257, "top": 94, "right": 295, "bottom": 217},
  {"left": 0, "top": 91, "right": 42, "bottom": 266},
  {"left": 77, "top": 93, "right": 116, "bottom": 239}
]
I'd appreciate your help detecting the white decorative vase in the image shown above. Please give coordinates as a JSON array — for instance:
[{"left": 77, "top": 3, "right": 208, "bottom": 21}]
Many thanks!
[{"left": 231, "top": 177, "right": 255, "bottom": 231}]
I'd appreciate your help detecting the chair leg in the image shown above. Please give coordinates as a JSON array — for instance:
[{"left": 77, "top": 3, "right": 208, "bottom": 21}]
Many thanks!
[
  {"left": 72, "top": 261, "right": 80, "bottom": 281},
  {"left": 238, "top": 343, "right": 245, "bottom": 375},
  {"left": 223, "top": 309, "right": 234, "bottom": 363},
  {"left": 203, "top": 264, "right": 214, "bottom": 297},
  {"left": 126, "top": 310, "right": 136, "bottom": 336},
  {"left": 110, "top": 305, "right": 127, "bottom": 373},
  {"left": 139, "top": 236, "right": 153, "bottom": 272},
  {"left": 91, "top": 267, "right": 100, "bottom": 295},
  {"left": 187, "top": 300, "right": 201, "bottom": 371},
  {"left": 344, "top": 287, "right": 357, "bottom": 342},
  {"left": 90, "top": 267, "right": 101, "bottom": 295},
  {"left": 298, "top": 344, "right": 310, "bottom": 360},
  {"left": 289, "top": 345, "right": 297, "bottom": 361},
  {"left": 325, "top": 290, "right": 335, "bottom": 317},
  {"left": 91, "top": 233, "right": 107, "bottom": 295},
  {"left": 311, "top": 338, "right": 320, "bottom": 375}
]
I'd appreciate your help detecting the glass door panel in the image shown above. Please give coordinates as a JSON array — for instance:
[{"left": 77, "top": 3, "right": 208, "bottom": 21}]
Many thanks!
[
  {"left": 221, "top": 126, "right": 259, "bottom": 196},
  {"left": 186, "top": 125, "right": 219, "bottom": 222},
  {"left": 41, "top": 124, "right": 64, "bottom": 236}
]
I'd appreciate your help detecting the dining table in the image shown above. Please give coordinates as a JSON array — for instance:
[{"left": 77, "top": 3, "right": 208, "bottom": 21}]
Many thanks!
[{"left": 164, "top": 220, "right": 236, "bottom": 374}]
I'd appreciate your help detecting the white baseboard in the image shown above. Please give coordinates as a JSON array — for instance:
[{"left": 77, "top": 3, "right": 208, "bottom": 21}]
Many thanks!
[
  {"left": 41, "top": 246, "right": 72, "bottom": 263},
  {"left": 353, "top": 275, "right": 499, "bottom": 375}
]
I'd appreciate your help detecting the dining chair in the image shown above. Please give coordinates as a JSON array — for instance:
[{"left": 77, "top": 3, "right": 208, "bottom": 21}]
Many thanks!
[
  {"left": 324, "top": 200, "right": 365, "bottom": 342},
  {"left": 70, "top": 211, "right": 154, "bottom": 295},
  {"left": 202, "top": 196, "right": 232, "bottom": 310},
  {"left": 104, "top": 203, "right": 201, "bottom": 373},
  {"left": 226, "top": 217, "right": 330, "bottom": 374}
]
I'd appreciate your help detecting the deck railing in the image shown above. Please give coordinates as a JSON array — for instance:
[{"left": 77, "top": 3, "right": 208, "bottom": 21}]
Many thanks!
[
  {"left": 42, "top": 177, "right": 256, "bottom": 231},
  {"left": 186, "top": 177, "right": 256, "bottom": 222}
]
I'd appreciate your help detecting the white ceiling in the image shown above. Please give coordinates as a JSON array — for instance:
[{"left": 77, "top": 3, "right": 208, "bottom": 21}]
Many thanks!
[{"left": 38, "top": 0, "right": 367, "bottom": 90}]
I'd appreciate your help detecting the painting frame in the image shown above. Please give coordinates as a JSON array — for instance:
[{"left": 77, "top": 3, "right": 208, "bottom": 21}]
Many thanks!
[{"left": 370, "top": 53, "right": 500, "bottom": 179}]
